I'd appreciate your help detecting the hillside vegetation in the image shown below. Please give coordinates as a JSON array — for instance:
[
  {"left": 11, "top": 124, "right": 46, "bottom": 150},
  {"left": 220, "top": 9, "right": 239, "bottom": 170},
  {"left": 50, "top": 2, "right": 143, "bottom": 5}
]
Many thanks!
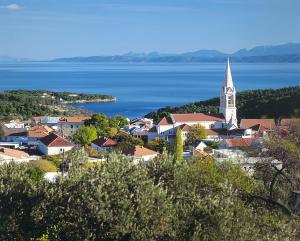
[
  {"left": 0, "top": 90, "right": 115, "bottom": 120},
  {"left": 146, "top": 86, "right": 300, "bottom": 122}
]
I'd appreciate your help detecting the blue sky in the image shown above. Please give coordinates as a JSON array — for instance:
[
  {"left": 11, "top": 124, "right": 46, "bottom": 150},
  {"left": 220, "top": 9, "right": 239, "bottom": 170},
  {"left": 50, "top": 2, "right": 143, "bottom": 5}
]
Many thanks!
[{"left": 1, "top": 0, "right": 300, "bottom": 59}]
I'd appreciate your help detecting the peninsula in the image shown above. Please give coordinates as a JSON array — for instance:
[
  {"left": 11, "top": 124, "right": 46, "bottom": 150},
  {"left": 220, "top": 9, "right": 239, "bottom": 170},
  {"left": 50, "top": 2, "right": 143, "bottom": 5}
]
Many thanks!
[{"left": 0, "top": 90, "right": 116, "bottom": 119}]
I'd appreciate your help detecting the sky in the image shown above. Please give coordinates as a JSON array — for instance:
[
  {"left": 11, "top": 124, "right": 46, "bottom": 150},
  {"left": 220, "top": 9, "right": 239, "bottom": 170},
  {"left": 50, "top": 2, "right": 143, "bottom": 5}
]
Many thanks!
[{"left": 0, "top": 0, "right": 300, "bottom": 59}]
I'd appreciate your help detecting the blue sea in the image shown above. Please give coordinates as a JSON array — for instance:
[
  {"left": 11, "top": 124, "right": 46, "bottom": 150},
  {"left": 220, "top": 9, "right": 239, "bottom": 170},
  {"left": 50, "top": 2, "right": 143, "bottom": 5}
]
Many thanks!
[{"left": 0, "top": 62, "right": 299, "bottom": 118}]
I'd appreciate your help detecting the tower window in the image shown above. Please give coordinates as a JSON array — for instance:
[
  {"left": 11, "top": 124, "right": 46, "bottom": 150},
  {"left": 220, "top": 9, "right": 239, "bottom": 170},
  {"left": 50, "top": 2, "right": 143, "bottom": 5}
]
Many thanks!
[{"left": 228, "top": 95, "right": 234, "bottom": 107}]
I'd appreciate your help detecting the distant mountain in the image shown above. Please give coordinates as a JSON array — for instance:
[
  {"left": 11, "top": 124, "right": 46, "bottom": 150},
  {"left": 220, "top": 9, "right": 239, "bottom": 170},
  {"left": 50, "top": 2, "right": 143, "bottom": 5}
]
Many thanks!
[
  {"left": 51, "top": 42, "right": 300, "bottom": 63},
  {"left": 233, "top": 43, "right": 300, "bottom": 57}
]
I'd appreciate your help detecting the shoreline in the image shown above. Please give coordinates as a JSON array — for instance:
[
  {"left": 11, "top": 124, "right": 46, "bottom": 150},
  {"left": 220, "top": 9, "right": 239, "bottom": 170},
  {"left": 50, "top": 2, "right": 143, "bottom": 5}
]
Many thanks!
[{"left": 62, "top": 97, "right": 117, "bottom": 104}]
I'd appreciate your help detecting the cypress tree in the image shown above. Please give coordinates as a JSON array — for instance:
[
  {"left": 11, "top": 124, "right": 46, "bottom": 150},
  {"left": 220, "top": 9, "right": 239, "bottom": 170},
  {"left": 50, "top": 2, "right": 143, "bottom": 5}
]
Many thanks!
[{"left": 175, "top": 128, "right": 183, "bottom": 161}]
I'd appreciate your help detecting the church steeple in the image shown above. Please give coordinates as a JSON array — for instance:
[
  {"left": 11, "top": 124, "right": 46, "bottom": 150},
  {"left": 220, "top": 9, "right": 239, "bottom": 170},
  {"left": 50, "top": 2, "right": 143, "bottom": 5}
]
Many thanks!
[
  {"left": 224, "top": 58, "right": 233, "bottom": 88},
  {"left": 219, "top": 59, "right": 238, "bottom": 130}
]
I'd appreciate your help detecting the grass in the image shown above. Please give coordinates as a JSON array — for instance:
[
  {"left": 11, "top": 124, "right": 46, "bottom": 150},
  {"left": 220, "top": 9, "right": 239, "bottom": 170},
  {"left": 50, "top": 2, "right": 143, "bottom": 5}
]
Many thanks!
[{"left": 30, "top": 159, "right": 58, "bottom": 172}]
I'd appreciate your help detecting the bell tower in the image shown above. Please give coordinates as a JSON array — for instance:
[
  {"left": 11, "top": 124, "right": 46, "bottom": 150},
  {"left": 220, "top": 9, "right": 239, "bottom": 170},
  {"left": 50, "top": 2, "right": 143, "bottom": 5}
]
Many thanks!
[{"left": 219, "top": 59, "right": 238, "bottom": 130}]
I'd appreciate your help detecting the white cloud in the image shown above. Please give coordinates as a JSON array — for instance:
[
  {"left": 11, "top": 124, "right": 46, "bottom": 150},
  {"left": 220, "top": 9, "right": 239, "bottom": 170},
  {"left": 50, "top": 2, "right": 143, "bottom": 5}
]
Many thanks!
[{"left": 0, "top": 4, "right": 21, "bottom": 10}]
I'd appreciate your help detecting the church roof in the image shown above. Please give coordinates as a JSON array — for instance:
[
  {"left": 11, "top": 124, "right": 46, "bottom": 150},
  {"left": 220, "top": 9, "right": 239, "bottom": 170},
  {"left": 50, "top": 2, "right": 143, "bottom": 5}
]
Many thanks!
[
  {"left": 224, "top": 58, "right": 234, "bottom": 88},
  {"left": 240, "top": 119, "right": 276, "bottom": 130}
]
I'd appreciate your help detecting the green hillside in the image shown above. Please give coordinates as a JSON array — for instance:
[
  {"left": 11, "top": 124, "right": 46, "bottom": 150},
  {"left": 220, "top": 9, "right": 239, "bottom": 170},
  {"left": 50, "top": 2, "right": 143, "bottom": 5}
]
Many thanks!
[{"left": 146, "top": 86, "right": 300, "bottom": 123}]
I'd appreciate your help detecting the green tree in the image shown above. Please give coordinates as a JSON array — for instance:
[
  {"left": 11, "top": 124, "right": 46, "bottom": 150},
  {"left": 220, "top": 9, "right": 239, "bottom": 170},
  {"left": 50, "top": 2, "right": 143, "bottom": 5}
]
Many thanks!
[
  {"left": 108, "top": 127, "right": 118, "bottom": 138},
  {"left": 116, "top": 135, "right": 144, "bottom": 151},
  {"left": 147, "top": 137, "right": 170, "bottom": 153},
  {"left": 109, "top": 115, "right": 129, "bottom": 130},
  {"left": 175, "top": 128, "right": 183, "bottom": 161},
  {"left": 86, "top": 114, "right": 110, "bottom": 137},
  {"left": 187, "top": 124, "right": 207, "bottom": 145},
  {"left": 75, "top": 125, "right": 97, "bottom": 146}
]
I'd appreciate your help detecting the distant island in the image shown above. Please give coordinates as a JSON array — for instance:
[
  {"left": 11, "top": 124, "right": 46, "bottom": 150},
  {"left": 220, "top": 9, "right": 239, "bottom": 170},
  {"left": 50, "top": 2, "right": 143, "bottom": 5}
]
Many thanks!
[
  {"left": 146, "top": 86, "right": 300, "bottom": 122},
  {"left": 52, "top": 43, "right": 300, "bottom": 63},
  {"left": 0, "top": 90, "right": 116, "bottom": 120}
]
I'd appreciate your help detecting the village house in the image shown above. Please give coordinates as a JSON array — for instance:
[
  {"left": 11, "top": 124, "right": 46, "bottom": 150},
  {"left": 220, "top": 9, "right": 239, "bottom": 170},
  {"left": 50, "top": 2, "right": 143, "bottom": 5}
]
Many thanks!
[
  {"left": 240, "top": 119, "right": 276, "bottom": 137},
  {"left": 32, "top": 116, "right": 60, "bottom": 128},
  {"left": 122, "top": 145, "right": 158, "bottom": 162},
  {"left": 38, "top": 132, "right": 74, "bottom": 155},
  {"left": 27, "top": 125, "right": 53, "bottom": 146},
  {"left": 0, "top": 147, "right": 30, "bottom": 163},
  {"left": 57, "top": 116, "right": 90, "bottom": 137},
  {"left": 91, "top": 137, "right": 117, "bottom": 151},
  {"left": 0, "top": 128, "right": 28, "bottom": 144}
]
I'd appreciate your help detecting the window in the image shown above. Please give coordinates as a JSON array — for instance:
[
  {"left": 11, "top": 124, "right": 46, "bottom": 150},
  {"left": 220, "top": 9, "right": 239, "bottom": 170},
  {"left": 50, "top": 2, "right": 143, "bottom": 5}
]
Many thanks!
[
  {"left": 71, "top": 125, "right": 73, "bottom": 128},
  {"left": 210, "top": 124, "right": 214, "bottom": 129},
  {"left": 228, "top": 95, "right": 234, "bottom": 107}
]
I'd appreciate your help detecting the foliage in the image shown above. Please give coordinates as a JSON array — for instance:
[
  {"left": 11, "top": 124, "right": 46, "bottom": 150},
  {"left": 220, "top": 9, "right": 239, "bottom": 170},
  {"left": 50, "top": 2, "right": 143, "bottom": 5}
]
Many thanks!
[
  {"left": 74, "top": 125, "right": 97, "bottom": 146},
  {"left": 0, "top": 90, "right": 113, "bottom": 120},
  {"left": 85, "top": 114, "right": 128, "bottom": 139},
  {"left": 0, "top": 150, "right": 299, "bottom": 240},
  {"left": 146, "top": 137, "right": 170, "bottom": 153},
  {"left": 116, "top": 134, "right": 144, "bottom": 151},
  {"left": 253, "top": 125, "right": 300, "bottom": 216},
  {"left": 60, "top": 147, "right": 88, "bottom": 173},
  {"left": 146, "top": 86, "right": 300, "bottom": 122},
  {"left": 30, "top": 159, "right": 58, "bottom": 172},
  {"left": 175, "top": 128, "right": 183, "bottom": 161},
  {"left": 187, "top": 124, "right": 207, "bottom": 144}
]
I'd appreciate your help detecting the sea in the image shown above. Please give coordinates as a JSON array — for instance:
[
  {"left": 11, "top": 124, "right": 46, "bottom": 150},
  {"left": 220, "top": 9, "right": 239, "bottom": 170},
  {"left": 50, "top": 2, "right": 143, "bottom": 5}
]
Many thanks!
[{"left": 0, "top": 62, "right": 299, "bottom": 119}]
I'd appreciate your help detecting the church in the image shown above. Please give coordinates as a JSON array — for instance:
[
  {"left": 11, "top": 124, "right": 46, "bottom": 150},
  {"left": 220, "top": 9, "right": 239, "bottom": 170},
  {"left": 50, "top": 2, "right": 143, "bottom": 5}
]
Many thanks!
[{"left": 148, "top": 59, "right": 249, "bottom": 142}]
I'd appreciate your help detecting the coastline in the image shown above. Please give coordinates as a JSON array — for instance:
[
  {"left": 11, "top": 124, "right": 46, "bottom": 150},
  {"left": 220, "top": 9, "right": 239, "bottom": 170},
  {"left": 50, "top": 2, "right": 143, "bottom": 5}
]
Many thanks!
[{"left": 62, "top": 97, "right": 117, "bottom": 104}]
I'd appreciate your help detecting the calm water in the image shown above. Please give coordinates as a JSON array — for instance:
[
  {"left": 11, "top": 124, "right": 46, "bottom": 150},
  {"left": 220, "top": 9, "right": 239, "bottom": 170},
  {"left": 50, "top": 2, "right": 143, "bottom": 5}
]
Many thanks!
[{"left": 0, "top": 62, "right": 299, "bottom": 118}]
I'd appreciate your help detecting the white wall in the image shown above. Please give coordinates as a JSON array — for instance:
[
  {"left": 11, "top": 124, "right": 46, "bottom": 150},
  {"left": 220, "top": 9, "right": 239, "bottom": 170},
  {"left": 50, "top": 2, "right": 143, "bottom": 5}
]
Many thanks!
[{"left": 38, "top": 142, "right": 73, "bottom": 155}]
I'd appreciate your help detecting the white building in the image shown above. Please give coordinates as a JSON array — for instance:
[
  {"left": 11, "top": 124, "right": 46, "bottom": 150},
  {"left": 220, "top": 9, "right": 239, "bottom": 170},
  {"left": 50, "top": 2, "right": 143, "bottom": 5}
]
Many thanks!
[{"left": 38, "top": 133, "right": 74, "bottom": 156}]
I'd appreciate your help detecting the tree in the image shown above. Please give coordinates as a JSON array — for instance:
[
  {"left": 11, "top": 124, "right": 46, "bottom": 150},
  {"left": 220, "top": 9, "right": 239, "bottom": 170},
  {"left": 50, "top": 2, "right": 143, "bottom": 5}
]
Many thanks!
[
  {"left": 109, "top": 115, "right": 129, "bottom": 130},
  {"left": 86, "top": 114, "right": 110, "bottom": 137},
  {"left": 116, "top": 135, "right": 143, "bottom": 151},
  {"left": 175, "top": 128, "right": 183, "bottom": 161},
  {"left": 147, "top": 137, "right": 170, "bottom": 153},
  {"left": 187, "top": 124, "right": 207, "bottom": 145},
  {"left": 108, "top": 127, "right": 118, "bottom": 138},
  {"left": 74, "top": 125, "right": 97, "bottom": 146}
]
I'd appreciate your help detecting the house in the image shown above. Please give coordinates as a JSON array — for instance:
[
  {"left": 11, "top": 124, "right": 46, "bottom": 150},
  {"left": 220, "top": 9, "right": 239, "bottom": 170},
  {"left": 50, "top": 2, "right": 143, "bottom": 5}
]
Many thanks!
[
  {"left": 152, "top": 113, "right": 226, "bottom": 143},
  {"left": 3, "top": 120, "right": 25, "bottom": 129},
  {"left": 0, "top": 147, "right": 30, "bottom": 163},
  {"left": 38, "top": 133, "right": 74, "bottom": 155},
  {"left": 240, "top": 119, "right": 276, "bottom": 137},
  {"left": 219, "top": 137, "right": 257, "bottom": 149},
  {"left": 195, "top": 141, "right": 207, "bottom": 151},
  {"left": 129, "top": 117, "right": 153, "bottom": 129},
  {"left": 0, "top": 128, "right": 28, "bottom": 144},
  {"left": 122, "top": 145, "right": 158, "bottom": 162},
  {"left": 32, "top": 116, "right": 60, "bottom": 127},
  {"left": 193, "top": 149, "right": 214, "bottom": 161},
  {"left": 132, "top": 130, "right": 148, "bottom": 141},
  {"left": 57, "top": 116, "right": 90, "bottom": 137},
  {"left": 279, "top": 118, "right": 300, "bottom": 129},
  {"left": 91, "top": 137, "right": 117, "bottom": 151},
  {"left": 27, "top": 125, "right": 53, "bottom": 146}
]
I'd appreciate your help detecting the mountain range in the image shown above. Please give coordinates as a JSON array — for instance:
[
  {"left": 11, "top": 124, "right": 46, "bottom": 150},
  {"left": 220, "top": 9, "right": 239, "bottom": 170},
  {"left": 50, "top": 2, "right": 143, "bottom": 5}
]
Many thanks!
[
  {"left": 52, "top": 43, "right": 300, "bottom": 63},
  {"left": 11, "top": 43, "right": 300, "bottom": 63}
]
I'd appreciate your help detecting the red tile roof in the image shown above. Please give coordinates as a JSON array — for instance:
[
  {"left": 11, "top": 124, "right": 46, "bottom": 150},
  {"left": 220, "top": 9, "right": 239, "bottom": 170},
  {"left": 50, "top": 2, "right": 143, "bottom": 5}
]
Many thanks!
[
  {"left": 223, "top": 138, "right": 256, "bottom": 148},
  {"left": 132, "top": 130, "right": 148, "bottom": 136},
  {"left": 40, "top": 133, "right": 74, "bottom": 147},
  {"left": 92, "top": 137, "right": 117, "bottom": 147},
  {"left": 179, "top": 124, "right": 192, "bottom": 132},
  {"left": 0, "top": 147, "right": 29, "bottom": 159},
  {"left": 206, "top": 128, "right": 246, "bottom": 136},
  {"left": 3, "top": 128, "right": 27, "bottom": 137},
  {"left": 240, "top": 119, "right": 275, "bottom": 130},
  {"left": 59, "top": 116, "right": 90, "bottom": 123},
  {"left": 172, "top": 113, "right": 224, "bottom": 123},
  {"left": 27, "top": 125, "right": 52, "bottom": 138},
  {"left": 280, "top": 118, "right": 300, "bottom": 127},
  {"left": 122, "top": 145, "right": 158, "bottom": 158},
  {"left": 248, "top": 124, "right": 271, "bottom": 132},
  {"left": 158, "top": 116, "right": 173, "bottom": 125}
]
